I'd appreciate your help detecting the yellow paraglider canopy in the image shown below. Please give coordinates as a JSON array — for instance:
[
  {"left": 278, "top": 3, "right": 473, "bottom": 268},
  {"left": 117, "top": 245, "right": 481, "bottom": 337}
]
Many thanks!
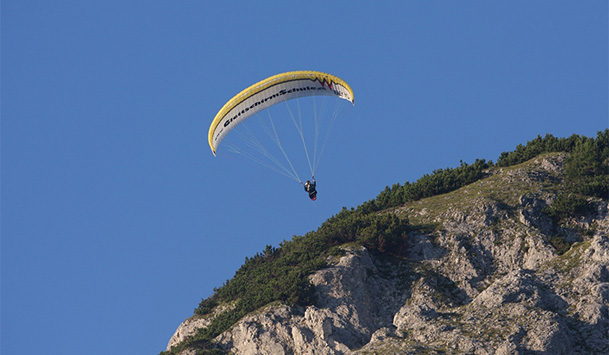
[{"left": 208, "top": 71, "right": 354, "bottom": 156}]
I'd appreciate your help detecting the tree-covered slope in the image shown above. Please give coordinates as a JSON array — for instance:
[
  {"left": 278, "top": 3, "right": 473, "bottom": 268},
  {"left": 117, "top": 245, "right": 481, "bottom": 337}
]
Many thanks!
[{"left": 163, "top": 130, "right": 608, "bottom": 355}]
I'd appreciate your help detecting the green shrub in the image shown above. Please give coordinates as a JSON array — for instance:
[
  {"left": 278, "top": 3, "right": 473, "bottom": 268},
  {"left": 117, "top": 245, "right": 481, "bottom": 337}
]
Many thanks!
[
  {"left": 546, "top": 193, "right": 594, "bottom": 222},
  {"left": 564, "top": 130, "right": 609, "bottom": 199}
]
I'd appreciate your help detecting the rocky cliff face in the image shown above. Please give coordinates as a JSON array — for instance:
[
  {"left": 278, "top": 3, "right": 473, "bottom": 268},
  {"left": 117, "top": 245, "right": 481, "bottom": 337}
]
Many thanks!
[{"left": 167, "top": 153, "right": 608, "bottom": 354}]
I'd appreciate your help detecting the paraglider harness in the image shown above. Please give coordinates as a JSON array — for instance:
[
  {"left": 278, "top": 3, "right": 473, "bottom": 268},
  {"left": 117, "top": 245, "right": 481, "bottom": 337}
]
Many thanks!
[{"left": 302, "top": 178, "right": 317, "bottom": 201}]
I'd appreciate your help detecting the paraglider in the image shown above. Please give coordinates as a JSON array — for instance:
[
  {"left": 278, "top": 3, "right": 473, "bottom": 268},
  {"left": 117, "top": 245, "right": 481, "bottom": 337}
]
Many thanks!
[
  {"left": 208, "top": 71, "right": 354, "bottom": 200},
  {"left": 302, "top": 178, "right": 317, "bottom": 201}
]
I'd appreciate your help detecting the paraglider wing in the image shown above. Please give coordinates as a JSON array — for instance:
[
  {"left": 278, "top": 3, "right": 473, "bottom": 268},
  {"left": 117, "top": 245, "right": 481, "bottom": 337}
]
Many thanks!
[{"left": 208, "top": 71, "right": 354, "bottom": 156}]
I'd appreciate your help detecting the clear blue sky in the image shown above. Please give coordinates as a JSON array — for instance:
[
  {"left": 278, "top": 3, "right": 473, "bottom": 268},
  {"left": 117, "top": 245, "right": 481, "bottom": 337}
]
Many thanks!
[{"left": 2, "top": 2, "right": 607, "bottom": 354}]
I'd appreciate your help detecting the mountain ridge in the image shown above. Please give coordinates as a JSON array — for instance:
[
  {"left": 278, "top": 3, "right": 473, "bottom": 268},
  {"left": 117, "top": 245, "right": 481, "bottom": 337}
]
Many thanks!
[{"left": 163, "top": 131, "right": 608, "bottom": 354}]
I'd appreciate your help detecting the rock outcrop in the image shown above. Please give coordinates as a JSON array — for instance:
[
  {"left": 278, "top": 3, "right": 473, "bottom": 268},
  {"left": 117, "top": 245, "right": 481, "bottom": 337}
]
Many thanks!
[{"left": 167, "top": 154, "right": 609, "bottom": 354}]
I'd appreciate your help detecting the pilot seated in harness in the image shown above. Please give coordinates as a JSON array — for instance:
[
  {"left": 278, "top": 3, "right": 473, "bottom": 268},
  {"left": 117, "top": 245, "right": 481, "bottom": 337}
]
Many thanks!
[{"left": 302, "top": 178, "right": 317, "bottom": 201}]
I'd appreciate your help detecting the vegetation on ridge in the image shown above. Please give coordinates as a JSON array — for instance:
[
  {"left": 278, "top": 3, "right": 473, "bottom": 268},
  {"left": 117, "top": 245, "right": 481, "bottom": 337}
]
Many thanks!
[
  {"left": 162, "top": 130, "right": 608, "bottom": 355},
  {"left": 163, "top": 212, "right": 410, "bottom": 354},
  {"left": 360, "top": 130, "right": 608, "bottom": 214}
]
